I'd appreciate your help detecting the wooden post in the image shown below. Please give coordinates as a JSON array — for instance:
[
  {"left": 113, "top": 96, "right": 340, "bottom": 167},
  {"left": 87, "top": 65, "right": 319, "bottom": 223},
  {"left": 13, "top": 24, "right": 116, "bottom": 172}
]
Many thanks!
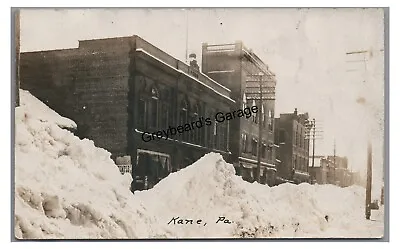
[{"left": 365, "top": 141, "right": 372, "bottom": 219}]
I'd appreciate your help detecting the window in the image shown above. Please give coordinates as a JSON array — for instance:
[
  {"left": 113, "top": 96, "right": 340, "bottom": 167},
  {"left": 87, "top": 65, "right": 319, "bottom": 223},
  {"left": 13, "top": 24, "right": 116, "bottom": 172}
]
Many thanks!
[
  {"left": 223, "top": 123, "right": 227, "bottom": 150},
  {"left": 262, "top": 144, "right": 267, "bottom": 158},
  {"left": 191, "top": 104, "right": 199, "bottom": 144},
  {"left": 138, "top": 97, "right": 146, "bottom": 129},
  {"left": 161, "top": 89, "right": 170, "bottom": 129},
  {"left": 214, "top": 117, "right": 219, "bottom": 149},
  {"left": 251, "top": 138, "right": 257, "bottom": 156},
  {"left": 149, "top": 87, "right": 159, "bottom": 128},
  {"left": 241, "top": 134, "right": 247, "bottom": 153},
  {"left": 252, "top": 100, "right": 257, "bottom": 123},
  {"left": 136, "top": 149, "right": 171, "bottom": 188},
  {"left": 298, "top": 126, "right": 301, "bottom": 148},
  {"left": 210, "top": 121, "right": 215, "bottom": 148},
  {"left": 262, "top": 105, "right": 266, "bottom": 127},
  {"left": 242, "top": 93, "right": 247, "bottom": 110},
  {"left": 180, "top": 99, "right": 189, "bottom": 141},
  {"left": 205, "top": 109, "right": 215, "bottom": 148},
  {"left": 268, "top": 145, "right": 273, "bottom": 161},
  {"left": 268, "top": 110, "right": 273, "bottom": 131}
]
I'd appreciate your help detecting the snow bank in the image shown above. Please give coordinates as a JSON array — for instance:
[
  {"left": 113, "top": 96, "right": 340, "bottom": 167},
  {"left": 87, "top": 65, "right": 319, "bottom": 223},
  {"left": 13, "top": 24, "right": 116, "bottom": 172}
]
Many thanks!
[
  {"left": 136, "top": 153, "right": 383, "bottom": 238},
  {"left": 15, "top": 89, "right": 383, "bottom": 239},
  {"left": 19, "top": 90, "right": 77, "bottom": 129},
  {"left": 15, "top": 90, "right": 162, "bottom": 239}
]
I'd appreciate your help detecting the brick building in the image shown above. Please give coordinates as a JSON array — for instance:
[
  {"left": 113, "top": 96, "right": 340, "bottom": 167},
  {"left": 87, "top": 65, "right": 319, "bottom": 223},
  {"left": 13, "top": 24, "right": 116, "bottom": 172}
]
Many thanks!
[
  {"left": 20, "top": 35, "right": 235, "bottom": 190},
  {"left": 201, "top": 41, "right": 277, "bottom": 186},
  {"left": 274, "top": 109, "right": 311, "bottom": 184}
]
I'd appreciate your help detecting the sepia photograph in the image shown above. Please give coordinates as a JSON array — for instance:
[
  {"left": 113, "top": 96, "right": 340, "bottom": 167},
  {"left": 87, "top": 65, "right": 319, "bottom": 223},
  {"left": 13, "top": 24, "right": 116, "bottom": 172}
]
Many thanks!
[{"left": 13, "top": 7, "right": 387, "bottom": 240}]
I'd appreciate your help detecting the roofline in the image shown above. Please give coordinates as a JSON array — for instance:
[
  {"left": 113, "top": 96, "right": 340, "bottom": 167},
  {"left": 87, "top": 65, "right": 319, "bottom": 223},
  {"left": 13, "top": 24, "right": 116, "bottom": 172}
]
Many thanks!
[
  {"left": 136, "top": 48, "right": 235, "bottom": 103},
  {"left": 78, "top": 35, "right": 231, "bottom": 93}
]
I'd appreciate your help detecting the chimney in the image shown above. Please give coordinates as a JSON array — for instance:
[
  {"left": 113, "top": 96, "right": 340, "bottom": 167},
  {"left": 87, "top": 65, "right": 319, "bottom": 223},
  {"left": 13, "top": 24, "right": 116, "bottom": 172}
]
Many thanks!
[
  {"left": 294, "top": 108, "right": 298, "bottom": 116},
  {"left": 189, "top": 53, "right": 199, "bottom": 71}
]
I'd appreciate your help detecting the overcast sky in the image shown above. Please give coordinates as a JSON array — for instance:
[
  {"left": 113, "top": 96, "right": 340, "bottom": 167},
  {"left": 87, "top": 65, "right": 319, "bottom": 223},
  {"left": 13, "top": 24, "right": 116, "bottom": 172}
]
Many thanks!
[{"left": 20, "top": 8, "right": 385, "bottom": 190}]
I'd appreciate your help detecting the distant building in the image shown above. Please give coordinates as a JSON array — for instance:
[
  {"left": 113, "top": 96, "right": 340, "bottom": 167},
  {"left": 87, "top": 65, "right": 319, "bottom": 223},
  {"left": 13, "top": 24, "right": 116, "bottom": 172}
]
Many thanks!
[
  {"left": 202, "top": 41, "right": 277, "bottom": 186},
  {"left": 325, "top": 156, "right": 349, "bottom": 186},
  {"left": 310, "top": 155, "right": 356, "bottom": 187},
  {"left": 308, "top": 156, "right": 326, "bottom": 184},
  {"left": 274, "top": 109, "right": 311, "bottom": 184}
]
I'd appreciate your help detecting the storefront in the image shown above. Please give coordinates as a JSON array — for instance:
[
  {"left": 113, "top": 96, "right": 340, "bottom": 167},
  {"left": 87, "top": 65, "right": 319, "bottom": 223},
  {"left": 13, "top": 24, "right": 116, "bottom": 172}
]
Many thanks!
[{"left": 133, "top": 149, "right": 171, "bottom": 190}]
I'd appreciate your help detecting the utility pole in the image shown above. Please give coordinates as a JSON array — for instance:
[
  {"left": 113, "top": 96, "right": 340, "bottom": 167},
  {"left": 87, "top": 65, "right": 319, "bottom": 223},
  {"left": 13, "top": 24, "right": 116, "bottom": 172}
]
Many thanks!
[
  {"left": 245, "top": 72, "right": 276, "bottom": 183},
  {"left": 306, "top": 118, "right": 323, "bottom": 183},
  {"left": 312, "top": 118, "right": 316, "bottom": 168},
  {"left": 334, "top": 138, "right": 337, "bottom": 185},
  {"left": 345, "top": 49, "right": 377, "bottom": 220},
  {"left": 366, "top": 141, "right": 372, "bottom": 220},
  {"left": 256, "top": 73, "right": 263, "bottom": 183}
]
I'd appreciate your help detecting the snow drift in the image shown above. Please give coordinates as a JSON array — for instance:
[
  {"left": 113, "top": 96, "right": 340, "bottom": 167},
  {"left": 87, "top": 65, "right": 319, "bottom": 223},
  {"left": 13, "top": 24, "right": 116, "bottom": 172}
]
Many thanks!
[
  {"left": 14, "top": 90, "right": 383, "bottom": 239},
  {"left": 15, "top": 90, "right": 162, "bottom": 239},
  {"left": 136, "top": 153, "right": 383, "bottom": 238}
]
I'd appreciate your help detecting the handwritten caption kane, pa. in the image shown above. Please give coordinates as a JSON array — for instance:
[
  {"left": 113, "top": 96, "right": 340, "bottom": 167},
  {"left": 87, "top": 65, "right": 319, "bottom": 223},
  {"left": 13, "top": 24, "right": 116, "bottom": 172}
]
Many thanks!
[{"left": 168, "top": 216, "right": 233, "bottom": 226}]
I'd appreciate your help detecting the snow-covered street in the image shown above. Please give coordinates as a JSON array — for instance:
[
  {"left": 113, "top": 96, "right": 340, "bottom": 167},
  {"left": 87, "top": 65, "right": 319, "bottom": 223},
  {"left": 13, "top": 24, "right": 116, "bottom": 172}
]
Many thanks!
[{"left": 14, "top": 90, "right": 384, "bottom": 239}]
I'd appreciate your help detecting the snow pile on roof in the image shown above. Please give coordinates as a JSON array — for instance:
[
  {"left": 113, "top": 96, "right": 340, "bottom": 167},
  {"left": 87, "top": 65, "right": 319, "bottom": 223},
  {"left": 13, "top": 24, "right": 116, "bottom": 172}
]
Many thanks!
[
  {"left": 136, "top": 153, "right": 383, "bottom": 238},
  {"left": 15, "top": 90, "right": 161, "bottom": 239}
]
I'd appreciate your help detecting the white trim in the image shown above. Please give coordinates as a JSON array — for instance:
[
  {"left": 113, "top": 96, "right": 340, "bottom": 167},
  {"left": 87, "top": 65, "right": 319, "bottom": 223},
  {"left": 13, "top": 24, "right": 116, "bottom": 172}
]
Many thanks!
[
  {"left": 276, "top": 159, "right": 281, "bottom": 163},
  {"left": 206, "top": 49, "right": 236, "bottom": 53},
  {"left": 135, "top": 128, "right": 178, "bottom": 143},
  {"left": 207, "top": 70, "right": 235, "bottom": 74},
  {"left": 276, "top": 176, "right": 295, "bottom": 183},
  {"left": 181, "top": 141, "right": 203, "bottom": 149},
  {"left": 134, "top": 129, "right": 231, "bottom": 154},
  {"left": 238, "top": 156, "right": 276, "bottom": 170},
  {"left": 294, "top": 170, "right": 310, "bottom": 177},
  {"left": 136, "top": 49, "right": 234, "bottom": 102},
  {"left": 273, "top": 144, "right": 280, "bottom": 148},
  {"left": 137, "top": 148, "right": 170, "bottom": 158}
]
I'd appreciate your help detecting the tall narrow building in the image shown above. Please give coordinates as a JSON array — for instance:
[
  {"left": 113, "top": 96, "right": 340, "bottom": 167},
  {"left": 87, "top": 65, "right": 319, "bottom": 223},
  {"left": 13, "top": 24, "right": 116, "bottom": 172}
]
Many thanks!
[
  {"left": 274, "top": 109, "right": 311, "bottom": 184},
  {"left": 202, "top": 42, "right": 278, "bottom": 186}
]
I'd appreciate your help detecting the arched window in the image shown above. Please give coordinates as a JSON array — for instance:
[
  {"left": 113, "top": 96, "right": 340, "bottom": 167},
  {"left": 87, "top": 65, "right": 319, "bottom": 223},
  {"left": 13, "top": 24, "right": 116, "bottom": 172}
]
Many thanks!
[
  {"left": 138, "top": 93, "right": 146, "bottom": 129},
  {"left": 180, "top": 99, "right": 189, "bottom": 141},
  {"left": 161, "top": 89, "right": 170, "bottom": 129},
  {"left": 148, "top": 86, "right": 159, "bottom": 128},
  {"left": 205, "top": 109, "right": 212, "bottom": 148},
  {"left": 214, "top": 110, "right": 219, "bottom": 149},
  {"left": 192, "top": 104, "right": 200, "bottom": 144},
  {"left": 137, "top": 81, "right": 147, "bottom": 130}
]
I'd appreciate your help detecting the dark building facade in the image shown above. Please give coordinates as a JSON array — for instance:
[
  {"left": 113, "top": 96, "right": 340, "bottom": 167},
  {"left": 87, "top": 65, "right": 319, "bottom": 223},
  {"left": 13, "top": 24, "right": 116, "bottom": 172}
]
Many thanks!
[
  {"left": 274, "top": 109, "right": 311, "bottom": 184},
  {"left": 20, "top": 35, "right": 235, "bottom": 190},
  {"left": 202, "top": 42, "right": 277, "bottom": 186}
]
